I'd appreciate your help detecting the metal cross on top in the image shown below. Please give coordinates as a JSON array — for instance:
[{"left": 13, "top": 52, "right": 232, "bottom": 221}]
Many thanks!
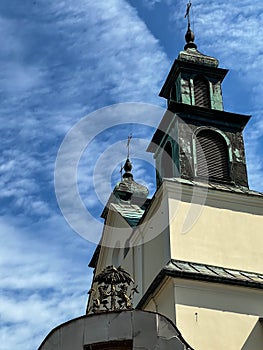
[
  {"left": 126, "top": 133, "right": 132, "bottom": 158},
  {"left": 120, "top": 134, "right": 133, "bottom": 178},
  {"left": 184, "top": 0, "right": 192, "bottom": 28}
]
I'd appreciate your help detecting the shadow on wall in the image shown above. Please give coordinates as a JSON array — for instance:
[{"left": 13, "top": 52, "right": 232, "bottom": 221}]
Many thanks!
[{"left": 241, "top": 319, "right": 263, "bottom": 350}]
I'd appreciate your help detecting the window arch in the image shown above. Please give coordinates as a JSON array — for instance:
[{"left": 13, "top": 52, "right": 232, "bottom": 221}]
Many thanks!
[
  {"left": 161, "top": 141, "right": 173, "bottom": 178},
  {"left": 195, "top": 129, "right": 230, "bottom": 181},
  {"left": 194, "top": 75, "right": 210, "bottom": 108}
]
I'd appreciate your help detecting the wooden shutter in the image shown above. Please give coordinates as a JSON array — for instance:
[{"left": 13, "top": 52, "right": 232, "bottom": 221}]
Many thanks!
[
  {"left": 196, "top": 130, "right": 230, "bottom": 181},
  {"left": 194, "top": 76, "right": 210, "bottom": 108}
]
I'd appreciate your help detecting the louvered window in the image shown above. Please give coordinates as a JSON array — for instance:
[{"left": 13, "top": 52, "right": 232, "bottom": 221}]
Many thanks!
[
  {"left": 194, "top": 75, "right": 210, "bottom": 108},
  {"left": 162, "top": 141, "right": 173, "bottom": 178},
  {"left": 196, "top": 130, "right": 230, "bottom": 181}
]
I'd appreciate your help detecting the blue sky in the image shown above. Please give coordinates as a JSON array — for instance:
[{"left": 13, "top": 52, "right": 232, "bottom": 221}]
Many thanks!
[{"left": 0, "top": 0, "right": 262, "bottom": 349}]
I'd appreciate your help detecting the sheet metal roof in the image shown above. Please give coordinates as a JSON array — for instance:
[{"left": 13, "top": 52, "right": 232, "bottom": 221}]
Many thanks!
[
  {"left": 166, "top": 260, "right": 263, "bottom": 285},
  {"left": 111, "top": 203, "right": 145, "bottom": 227},
  {"left": 165, "top": 178, "right": 263, "bottom": 197},
  {"left": 137, "top": 259, "right": 263, "bottom": 308}
]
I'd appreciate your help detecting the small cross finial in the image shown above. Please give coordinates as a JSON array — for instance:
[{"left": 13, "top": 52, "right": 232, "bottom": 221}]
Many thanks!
[
  {"left": 120, "top": 134, "right": 133, "bottom": 180},
  {"left": 126, "top": 133, "right": 132, "bottom": 158},
  {"left": 184, "top": 0, "right": 197, "bottom": 50},
  {"left": 184, "top": 1, "right": 192, "bottom": 28}
]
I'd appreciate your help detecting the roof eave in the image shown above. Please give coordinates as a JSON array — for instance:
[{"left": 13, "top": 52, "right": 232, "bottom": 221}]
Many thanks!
[{"left": 137, "top": 260, "right": 263, "bottom": 309}]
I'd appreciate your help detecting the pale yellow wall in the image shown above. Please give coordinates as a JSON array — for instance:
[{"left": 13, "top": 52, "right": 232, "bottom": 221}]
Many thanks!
[
  {"left": 144, "top": 298, "right": 157, "bottom": 313},
  {"left": 120, "top": 230, "right": 171, "bottom": 306},
  {"left": 141, "top": 231, "right": 170, "bottom": 294},
  {"left": 119, "top": 189, "right": 171, "bottom": 299},
  {"left": 90, "top": 193, "right": 171, "bottom": 308},
  {"left": 143, "top": 278, "right": 263, "bottom": 350},
  {"left": 174, "top": 279, "right": 263, "bottom": 350},
  {"left": 176, "top": 305, "right": 261, "bottom": 350},
  {"left": 144, "top": 278, "right": 176, "bottom": 322},
  {"left": 168, "top": 184, "right": 263, "bottom": 273},
  {"left": 121, "top": 245, "right": 133, "bottom": 275},
  {"left": 241, "top": 320, "right": 263, "bottom": 350},
  {"left": 89, "top": 182, "right": 263, "bottom": 350},
  {"left": 122, "top": 245, "right": 142, "bottom": 306},
  {"left": 95, "top": 208, "right": 132, "bottom": 276},
  {"left": 87, "top": 209, "right": 133, "bottom": 312}
]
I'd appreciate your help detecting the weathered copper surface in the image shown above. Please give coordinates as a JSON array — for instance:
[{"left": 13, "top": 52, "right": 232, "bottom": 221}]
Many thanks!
[{"left": 88, "top": 266, "right": 139, "bottom": 314}]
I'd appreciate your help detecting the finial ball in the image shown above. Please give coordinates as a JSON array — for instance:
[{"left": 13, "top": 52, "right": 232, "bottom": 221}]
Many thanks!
[
  {"left": 185, "top": 26, "right": 195, "bottom": 43},
  {"left": 124, "top": 158, "right": 132, "bottom": 172}
]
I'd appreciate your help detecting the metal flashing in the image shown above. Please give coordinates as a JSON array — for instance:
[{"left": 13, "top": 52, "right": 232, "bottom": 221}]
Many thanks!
[
  {"left": 137, "top": 259, "right": 263, "bottom": 309},
  {"left": 159, "top": 59, "right": 228, "bottom": 99},
  {"left": 111, "top": 203, "right": 145, "bottom": 227},
  {"left": 165, "top": 177, "right": 263, "bottom": 197}
]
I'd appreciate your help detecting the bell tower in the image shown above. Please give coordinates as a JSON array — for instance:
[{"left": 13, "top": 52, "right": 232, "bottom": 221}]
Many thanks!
[{"left": 148, "top": 6, "right": 250, "bottom": 189}]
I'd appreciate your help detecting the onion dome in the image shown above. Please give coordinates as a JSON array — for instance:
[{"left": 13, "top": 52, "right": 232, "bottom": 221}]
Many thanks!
[{"left": 113, "top": 158, "right": 149, "bottom": 206}]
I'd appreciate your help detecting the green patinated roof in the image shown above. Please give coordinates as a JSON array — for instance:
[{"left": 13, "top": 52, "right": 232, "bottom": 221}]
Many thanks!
[
  {"left": 111, "top": 203, "right": 145, "bottom": 227},
  {"left": 137, "top": 259, "right": 263, "bottom": 309},
  {"left": 178, "top": 47, "right": 219, "bottom": 67}
]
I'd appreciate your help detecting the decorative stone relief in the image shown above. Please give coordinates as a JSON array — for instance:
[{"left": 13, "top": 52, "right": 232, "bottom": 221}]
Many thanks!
[{"left": 88, "top": 266, "right": 139, "bottom": 314}]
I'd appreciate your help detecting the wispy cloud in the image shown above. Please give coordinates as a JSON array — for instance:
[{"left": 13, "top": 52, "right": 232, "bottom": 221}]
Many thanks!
[
  {"left": 0, "top": 217, "right": 92, "bottom": 350},
  {"left": 1, "top": 0, "right": 263, "bottom": 349},
  {"left": 0, "top": 0, "right": 170, "bottom": 348}
]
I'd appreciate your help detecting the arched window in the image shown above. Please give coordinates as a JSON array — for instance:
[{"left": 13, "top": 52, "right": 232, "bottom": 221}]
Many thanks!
[
  {"left": 161, "top": 141, "right": 173, "bottom": 178},
  {"left": 194, "top": 75, "right": 210, "bottom": 108},
  {"left": 196, "top": 129, "right": 230, "bottom": 182}
]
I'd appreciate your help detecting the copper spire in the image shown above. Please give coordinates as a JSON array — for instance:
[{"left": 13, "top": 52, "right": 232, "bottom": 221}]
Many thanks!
[{"left": 184, "top": 1, "right": 197, "bottom": 50}]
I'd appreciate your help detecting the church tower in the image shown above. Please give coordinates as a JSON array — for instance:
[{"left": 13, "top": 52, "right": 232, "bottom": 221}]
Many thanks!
[
  {"left": 39, "top": 3, "right": 263, "bottom": 350},
  {"left": 87, "top": 4, "right": 263, "bottom": 350},
  {"left": 149, "top": 18, "right": 249, "bottom": 189}
]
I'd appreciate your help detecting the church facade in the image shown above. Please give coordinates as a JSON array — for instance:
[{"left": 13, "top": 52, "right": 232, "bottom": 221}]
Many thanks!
[
  {"left": 39, "top": 8, "right": 263, "bottom": 350},
  {"left": 86, "top": 19, "right": 263, "bottom": 350}
]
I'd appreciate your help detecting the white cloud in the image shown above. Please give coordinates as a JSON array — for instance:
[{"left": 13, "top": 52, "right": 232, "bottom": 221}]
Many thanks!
[
  {"left": 0, "top": 218, "right": 92, "bottom": 350},
  {"left": 1, "top": 0, "right": 263, "bottom": 349},
  {"left": 0, "top": 1, "right": 170, "bottom": 344},
  {"left": 141, "top": 0, "right": 161, "bottom": 9},
  {"left": 0, "top": 0, "right": 169, "bottom": 218}
]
